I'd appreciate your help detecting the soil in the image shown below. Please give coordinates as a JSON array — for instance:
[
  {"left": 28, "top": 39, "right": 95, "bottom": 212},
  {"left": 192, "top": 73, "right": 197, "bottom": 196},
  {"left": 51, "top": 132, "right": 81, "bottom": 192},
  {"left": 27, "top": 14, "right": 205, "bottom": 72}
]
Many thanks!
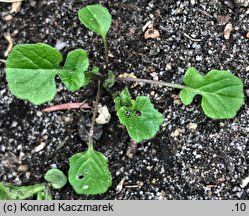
[{"left": 0, "top": 0, "right": 249, "bottom": 200}]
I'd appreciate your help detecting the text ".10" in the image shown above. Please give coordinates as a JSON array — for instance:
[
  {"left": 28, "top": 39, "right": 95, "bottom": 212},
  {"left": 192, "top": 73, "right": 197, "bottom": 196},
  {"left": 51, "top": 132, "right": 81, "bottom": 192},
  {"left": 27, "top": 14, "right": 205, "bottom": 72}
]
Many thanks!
[{"left": 234, "top": 203, "right": 246, "bottom": 212}]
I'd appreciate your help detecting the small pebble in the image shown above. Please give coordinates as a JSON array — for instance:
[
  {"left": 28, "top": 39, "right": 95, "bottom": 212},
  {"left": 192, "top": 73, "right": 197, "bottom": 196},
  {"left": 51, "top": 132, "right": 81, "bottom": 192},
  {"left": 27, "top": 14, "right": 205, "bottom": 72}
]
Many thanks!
[
  {"left": 4, "top": 15, "right": 13, "bottom": 21},
  {"left": 34, "top": 142, "right": 46, "bottom": 152},
  {"left": 144, "top": 29, "right": 160, "bottom": 39},
  {"left": 165, "top": 63, "right": 172, "bottom": 71},
  {"left": 186, "top": 123, "right": 198, "bottom": 130},
  {"left": 246, "top": 32, "right": 249, "bottom": 39},
  {"left": 55, "top": 40, "right": 67, "bottom": 50},
  {"left": 18, "top": 165, "right": 28, "bottom": 173},
  {"left": 224, "top": 23, "right": 233, "bottom": 40},
  {"left": 37, "top": 111, "right": 43, "bottom": 117}
]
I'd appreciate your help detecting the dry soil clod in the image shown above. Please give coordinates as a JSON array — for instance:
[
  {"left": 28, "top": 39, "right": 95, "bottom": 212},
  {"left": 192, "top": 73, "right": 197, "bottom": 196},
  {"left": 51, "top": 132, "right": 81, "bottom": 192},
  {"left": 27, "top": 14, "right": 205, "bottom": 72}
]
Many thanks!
[{"left": 217, "top": 15, "right": 231, "bottom": 25}]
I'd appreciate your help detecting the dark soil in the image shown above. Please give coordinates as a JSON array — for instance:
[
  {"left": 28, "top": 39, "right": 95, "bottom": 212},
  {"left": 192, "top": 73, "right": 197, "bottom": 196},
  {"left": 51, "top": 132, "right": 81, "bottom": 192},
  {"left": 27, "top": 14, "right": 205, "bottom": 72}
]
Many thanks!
[{"left": 0, "top": 0, "right": 249, "bottom": 200}]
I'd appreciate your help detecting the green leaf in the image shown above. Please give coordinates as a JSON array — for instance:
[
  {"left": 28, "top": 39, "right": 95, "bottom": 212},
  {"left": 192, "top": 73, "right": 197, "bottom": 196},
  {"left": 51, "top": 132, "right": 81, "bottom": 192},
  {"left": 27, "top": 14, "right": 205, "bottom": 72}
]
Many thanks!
[
  {"left": 68, "top": 149, "right": 112, "bottom": 195},
  {"left": 36, "top": 187, "right": 53, "bottom": 200},
  {"left": 84, "top": 66, "right": 100, "bottom": 85},
  {"left": 104, "top": 70, "right": 116, "bottom": 89},
  {"left": 59, "top": 49, "right": 89, "bottom": 91},
  {"left": 78, "top": 4, "right": 112, "bottom": 39},
  {"left": 44, "top": 168, "right": 67, "bottom": 189},
  {"left": 0, "top": 183, "right": 11, "bottom": 200},
  {"left": 6, "top": 43, "right": 62, "bottom": 105},
  {"left": 114, "top": 89, "right": 164, "bottom": 143},
  {"left": 0, "top": 182, "right": 45, "bottom": 200},
  {"left": 114, "top": 88, "right": 133, "bottom": 110},
  {"left": 6, "top": 44, "right": 91, "bottom": 105},
  {"left": 179, "top": 67, "right": 244, "bottom": 119}
]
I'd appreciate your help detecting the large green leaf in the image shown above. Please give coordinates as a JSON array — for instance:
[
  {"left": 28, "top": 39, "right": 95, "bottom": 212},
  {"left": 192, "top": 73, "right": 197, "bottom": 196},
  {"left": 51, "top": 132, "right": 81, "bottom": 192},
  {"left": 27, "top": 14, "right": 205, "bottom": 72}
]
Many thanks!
[
  {"left": 44, "top": 168, "right": 67, "bottom": 189},
  {"left": 6, "top": 43, "right": 61, "bottom": 105},
  {"left": 0, "top": 183, "right": 45, "bottom": 200},
  {"left": 6, "top": 44, "right": 91, "bottom": 105},
  {"left": 180, "top": 67, "right": 244, "bottom": 119},
  {"left": 114, "top": 89, "right": 164, "bottom": 143},
  {"left": 78, "top": 4, "right": 112, "bottom": 40},
  {"left": 68, "top": 149, "right": 112, "bottom": 195}
]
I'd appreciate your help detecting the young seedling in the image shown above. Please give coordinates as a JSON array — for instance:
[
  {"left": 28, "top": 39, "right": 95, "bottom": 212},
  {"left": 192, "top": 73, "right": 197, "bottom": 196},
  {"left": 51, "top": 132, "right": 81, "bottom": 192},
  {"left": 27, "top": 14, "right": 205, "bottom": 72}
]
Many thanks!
[
  {"left": 0, "top": 182, "right": 46, "bottom": 200},
  {"left": 3, "top": 4, "right": 244, "bottom": 197},
  {"left": 78, "top": 4, "right": 112, "bottom": 63},
  {"left": 0, "top": 168, "right": 67, "bottom": 200}
]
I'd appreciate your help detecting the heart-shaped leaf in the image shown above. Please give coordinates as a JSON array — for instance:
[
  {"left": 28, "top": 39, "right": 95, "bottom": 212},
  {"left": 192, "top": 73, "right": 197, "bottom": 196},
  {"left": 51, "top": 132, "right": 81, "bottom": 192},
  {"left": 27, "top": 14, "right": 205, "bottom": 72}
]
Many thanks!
[
  {"left": 78, "top": 4, "right": 112, "bottom": 40},
  {"left": 6, "top": 43, "right": 91, "bottom": 105},
  {"left": 180, "top": 67, "right": 244, "bottom": 119},
  {"left": 68, "top": 149, "right": 112, "bottom": 195},
  {"left": 44, "top": 168, "right": 67, "bottom": 189},
  {"left": 114, "top": 88, "right": 164, "bottom": 143}
]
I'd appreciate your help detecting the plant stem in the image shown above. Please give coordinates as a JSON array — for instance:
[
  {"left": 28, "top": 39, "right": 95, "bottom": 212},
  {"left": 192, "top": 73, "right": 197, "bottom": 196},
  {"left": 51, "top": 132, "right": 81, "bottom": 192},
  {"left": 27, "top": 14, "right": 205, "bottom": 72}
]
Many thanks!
[
  {"left": 88, "top": 80, "right": 101, "bottom": 150},
  {"left": 117, "top": 77, "right": 186, "bottom": 90},
  {"left": 102, "top": 37, "right": 109, "bottom": 65}
]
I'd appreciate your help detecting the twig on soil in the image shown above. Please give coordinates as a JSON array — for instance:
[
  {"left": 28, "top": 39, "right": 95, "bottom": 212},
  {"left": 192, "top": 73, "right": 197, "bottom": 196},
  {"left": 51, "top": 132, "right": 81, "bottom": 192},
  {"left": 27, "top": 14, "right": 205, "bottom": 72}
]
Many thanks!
[
  {"left": 117, "top": 76, "right": 185, "bottom": 90},
  {"left": 10, "top": 1, "right": 22, "bottom": 13},
  {"left": 197, "top": 8, "right": 214, "bottom": 19},
  {"left": 4, "top": 31, "right": 13, "bottom": 57},
  {"left": 124, "top": 185, "right": 139, "bottom": 188},
  {"left": 0, "top": 59, "right": 6, "bottom": 64},
  {"left": 182, "top": 32, "right": 202, "bottom": 42},
  {"left": 42, "top": 101, "right": 90, "bottom": 112},
  {"left": 88, "top": 80, "right": 102, "bottom": 148}
]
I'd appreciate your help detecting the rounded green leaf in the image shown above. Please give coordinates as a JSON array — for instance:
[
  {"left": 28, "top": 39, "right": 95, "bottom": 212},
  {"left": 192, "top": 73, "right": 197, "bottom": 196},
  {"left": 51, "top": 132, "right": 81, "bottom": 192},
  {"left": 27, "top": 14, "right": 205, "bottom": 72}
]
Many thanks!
[
  {"left": 180, "top": 67, "right": 244, "bottom": 119},
  {"left": 6, "top": 43, "right": 62, "bottom": 105},
  {"left": 69, "top": 149, "right": 112, "bottom": 195},
  {"left": 114, "top": 89, "right": 164, "bottom": 143},
  {"left": 78, "top": 4, "right": 112, "bottom": 39},
  {"left": 44, "top": 169, "right": 67, "bottom": 189}
]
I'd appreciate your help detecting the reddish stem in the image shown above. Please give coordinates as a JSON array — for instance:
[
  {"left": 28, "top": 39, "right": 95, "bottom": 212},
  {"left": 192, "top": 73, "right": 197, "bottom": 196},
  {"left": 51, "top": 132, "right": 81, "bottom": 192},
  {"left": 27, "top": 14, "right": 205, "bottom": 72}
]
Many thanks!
[{"left": 42, "top": 102, "right": 90, "bottom": 112}]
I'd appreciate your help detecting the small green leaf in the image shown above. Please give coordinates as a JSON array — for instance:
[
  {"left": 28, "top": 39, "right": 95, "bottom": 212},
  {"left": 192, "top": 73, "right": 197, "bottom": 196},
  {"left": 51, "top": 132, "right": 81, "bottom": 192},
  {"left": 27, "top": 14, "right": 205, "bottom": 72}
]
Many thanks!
[
  {"left": 180, "top": 67, "right": 244, "bottom": 119},
  {"left": 6, "top": 44, "right": 91, "bottom": 105},
  {"left": 59, "top": 49, "right": 89, "bottom": 91},
  {"left": 0, "top": 182, "right": 45, "bottom": 200},
  {"left": 44, "top": 168, "right": 67, "bottom": 189},
  {"left": 104, "top": 70, "right": 116, "bottom": 89},
  {"left": 84, "top": 66, "right": 100, "bottom": 85},
  {"left": 78, "top": 4, "right": 112, "bottom": 39},
  {"left": 114, "top": 88, "right": 133, "bottom": 110},
  {"left": 6, "top": 43, "right": 62, "bottom": 105},
  {"left": 114, "top": 89, "right": 164, "bottom": 143},
  {"left": 69, "top": 149, "right": 112, "bottom": 195}
]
